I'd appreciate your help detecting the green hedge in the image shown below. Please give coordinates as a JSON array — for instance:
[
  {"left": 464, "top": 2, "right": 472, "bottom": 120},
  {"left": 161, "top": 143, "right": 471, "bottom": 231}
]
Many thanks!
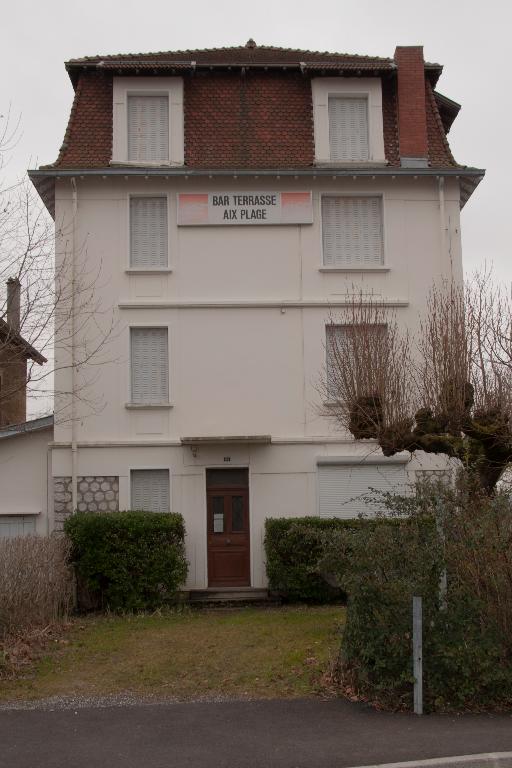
[
  {"left": 331, "top": 479, "right": 512, "bottom": 711},
  {"left": 65, "top": 511, "right": 188, "bottom": 611},
  {"left": 264, "top": 517, "right": 396, "bottom": 602}
]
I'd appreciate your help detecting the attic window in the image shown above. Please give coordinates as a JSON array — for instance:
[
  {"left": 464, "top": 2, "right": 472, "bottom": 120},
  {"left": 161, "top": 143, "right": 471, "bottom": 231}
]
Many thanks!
[{"left": 112, "top": 77, "right": 184, "bottom": 166}]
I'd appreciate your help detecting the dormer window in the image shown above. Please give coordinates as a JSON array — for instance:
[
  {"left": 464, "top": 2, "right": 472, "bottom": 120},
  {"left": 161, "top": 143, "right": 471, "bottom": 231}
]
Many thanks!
[
  {"left": 312, "top": 78, "right": 386, "bottom": 165},
  {"left": 112, "top": 77, "right": 184, "bottom": 166}
]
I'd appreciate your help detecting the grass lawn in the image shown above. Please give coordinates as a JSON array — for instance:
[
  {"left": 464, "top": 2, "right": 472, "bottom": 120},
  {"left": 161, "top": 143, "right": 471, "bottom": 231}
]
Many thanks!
[{"left": 0, "top": 605, "right": 344, "bottom": 703}]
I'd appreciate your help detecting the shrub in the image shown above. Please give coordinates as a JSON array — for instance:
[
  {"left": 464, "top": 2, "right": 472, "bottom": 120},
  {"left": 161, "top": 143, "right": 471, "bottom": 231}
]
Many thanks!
[
  {"left": 65, "top": 511, "right": 188, "bottom": 612},
  {"left": 0, "top": 535, "right": 74, "bottom": 639},
  {"left": 264, "top": 517, "right": 398, "bottom": 602},
  {"left": 328, "top": 478, "right": 512, "bottom": 711}
]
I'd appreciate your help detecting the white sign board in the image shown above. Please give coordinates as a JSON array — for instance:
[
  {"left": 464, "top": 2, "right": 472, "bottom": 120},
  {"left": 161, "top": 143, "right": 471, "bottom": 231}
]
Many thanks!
[{"left": 177, "top": 191, "right": 313, "bottom": 226}]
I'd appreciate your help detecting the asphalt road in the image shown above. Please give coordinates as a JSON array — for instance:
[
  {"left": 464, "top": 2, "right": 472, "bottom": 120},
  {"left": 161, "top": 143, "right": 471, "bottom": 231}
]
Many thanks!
[{"left": 1, "top": 698, "right": 512, "bottom": 768}]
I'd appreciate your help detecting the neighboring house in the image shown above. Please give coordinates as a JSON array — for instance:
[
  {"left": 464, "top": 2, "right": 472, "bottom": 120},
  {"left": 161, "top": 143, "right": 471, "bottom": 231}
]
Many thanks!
[
  {"left": 0, "top": 277, "right": 49, "bottom": 537},
  {"left": 0, "top": 278, "right": 47, "bottom": 427},
  {"left": 0, "top": 415, "right": 54, "bottom": 537},
  {"left": 25, "top": 41, "right": 483, "bottom": 590}
]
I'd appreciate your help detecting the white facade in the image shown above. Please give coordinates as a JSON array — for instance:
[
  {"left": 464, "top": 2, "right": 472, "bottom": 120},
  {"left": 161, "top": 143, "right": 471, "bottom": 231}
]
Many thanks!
[{"left": 48, "top": 171, "right": 462, "bottom": 588}]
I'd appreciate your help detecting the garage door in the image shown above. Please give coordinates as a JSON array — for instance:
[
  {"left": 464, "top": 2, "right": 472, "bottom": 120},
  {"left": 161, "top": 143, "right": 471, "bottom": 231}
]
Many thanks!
[
  {"left": 318, "top": 462, "right": 407, "bottom": 518},
  {"left": 0, "top": 516, "right": 37, "bottom": 538}
]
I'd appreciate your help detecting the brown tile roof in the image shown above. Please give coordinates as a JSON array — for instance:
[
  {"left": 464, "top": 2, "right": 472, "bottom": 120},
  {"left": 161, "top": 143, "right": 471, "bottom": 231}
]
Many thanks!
[
  {"left": 184, "top": 71, "right": 314, "bottom": 168},
  {"left": 425, "top": 80, "right": 457, "bottom": 167},
  {"left": 66, "top": 42, "right": 396, "bottom": 69}
]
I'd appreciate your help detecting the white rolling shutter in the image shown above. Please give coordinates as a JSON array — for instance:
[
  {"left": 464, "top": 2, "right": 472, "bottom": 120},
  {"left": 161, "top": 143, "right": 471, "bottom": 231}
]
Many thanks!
[
  {"left": 130, "top": 197, "right": 168, "bottom": 268},
  {"left": 127, "top": 95, "right": 169, "bottom": 162},
  {"left": 322, "top": 196, "right": 383, "bottom": 267},
  {"left": 0, "top": 516, "right": 36, "bottom": 538},
  {"left": 318, "top": 463, "right": 407, "bottom": 518},
  {"left": 328, "top": 97, "right": 369, "bottom": 162},
  {"left": 131, "top": 469, "right": 170, "bottom": 512},
  {"left": 130, "top": 327, "right": 169, "bottom": 404}
]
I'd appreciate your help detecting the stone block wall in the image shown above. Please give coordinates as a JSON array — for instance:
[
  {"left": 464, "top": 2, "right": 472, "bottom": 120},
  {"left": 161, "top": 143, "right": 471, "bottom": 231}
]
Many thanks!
[{"left": 53, "top": 475, "right": 119, "bottom": 530}]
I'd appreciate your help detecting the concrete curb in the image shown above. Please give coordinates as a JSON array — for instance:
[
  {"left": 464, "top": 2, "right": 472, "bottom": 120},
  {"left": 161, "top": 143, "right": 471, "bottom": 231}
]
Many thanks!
[{"left": 347, "top": 753, "right": 512, "bottom": 768}]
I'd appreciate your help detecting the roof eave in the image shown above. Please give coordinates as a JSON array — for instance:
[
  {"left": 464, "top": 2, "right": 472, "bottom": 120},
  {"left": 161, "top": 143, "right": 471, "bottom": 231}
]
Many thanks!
[{"left": 29, "top": 165, "right": 485, "bottom": 216}]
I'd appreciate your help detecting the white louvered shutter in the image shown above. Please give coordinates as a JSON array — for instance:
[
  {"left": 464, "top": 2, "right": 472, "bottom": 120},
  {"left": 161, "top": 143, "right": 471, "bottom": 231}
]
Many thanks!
[
  {"left": 130, "top": 327, "right": 169, "bottom": 404},
  {"left": 131, "top": 469, "right": 170, "bottom": 512},
  {"left": 318, "top": 464, "right": 406, "bottom": 518},
  {"left": 328, "top": 97, "right": 369, "bottom": 161},
  {"left": 130, "top": 197, "right": 168, "bottom": 268},
  {"left": 127, "top": 95, "right": 169, "bottom": 162},
  {"left": 0, "top": 516, "right": 36, "bottom": 538},
  {"left": 322, "top": 197, "right": 383, "bottom": 267}
]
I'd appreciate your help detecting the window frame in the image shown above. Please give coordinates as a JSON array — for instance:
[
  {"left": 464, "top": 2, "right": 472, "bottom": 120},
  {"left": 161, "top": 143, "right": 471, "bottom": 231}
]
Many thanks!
[
  {"left": 319, "top": 192, "right": 388, "bottom": 271},
  {"left": 127, "top": 324, "right": 172, "bottom": 409},
  {"left": 112, "top": 77, "right": 184, "bottom": 167},
  {"left": 127, "top": 193, "right": 171, "bottom": 273},
  {"left": 311, "top": 77, "right": 386, "bottom": 165},
  {"left": 129, "top": 467, "right": 171, "bottom": 513}
]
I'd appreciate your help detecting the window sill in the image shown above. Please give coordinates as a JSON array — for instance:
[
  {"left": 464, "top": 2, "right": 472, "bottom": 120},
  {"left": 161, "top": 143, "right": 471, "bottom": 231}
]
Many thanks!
[
  {"left": 319, "top": 266, "right": 390, "bottom": 273},
  {"left": 125, "top": 268, "right": 173, "bottom": 275},
  {"left": 314, "top": 160, "right": 388, "bottom": 168},
  {"left": 110, "top": 160, "right": 184, "bottom": 168},
  {"left": 125, "top": 403, "right": 174, "bottom": 410}
]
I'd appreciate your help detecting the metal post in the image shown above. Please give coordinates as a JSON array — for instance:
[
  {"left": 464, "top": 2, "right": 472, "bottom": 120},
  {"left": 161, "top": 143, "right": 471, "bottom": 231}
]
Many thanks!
[{"left": 413, "top": 595, "right": 423, "bottom": 715}]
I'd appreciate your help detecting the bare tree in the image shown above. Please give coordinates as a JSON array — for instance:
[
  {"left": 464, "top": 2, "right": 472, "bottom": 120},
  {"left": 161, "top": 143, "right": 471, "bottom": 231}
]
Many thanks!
[
  {"left": 320, "top": 275, "right": 512, "bottom": 494},
  {"left": 0, "top": 110, "right": 116, "bottom": 426}
]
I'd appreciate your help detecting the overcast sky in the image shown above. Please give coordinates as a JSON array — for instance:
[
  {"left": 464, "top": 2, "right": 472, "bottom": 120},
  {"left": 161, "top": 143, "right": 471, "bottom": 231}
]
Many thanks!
[{"left": 1, "top": 0, "right": 509, "bottom": 279}]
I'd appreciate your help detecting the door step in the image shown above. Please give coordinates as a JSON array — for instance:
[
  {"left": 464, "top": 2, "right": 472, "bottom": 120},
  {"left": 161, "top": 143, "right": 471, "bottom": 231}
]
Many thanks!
[{"left": 187, "top": 587, "right": 276, "bottom": 604}]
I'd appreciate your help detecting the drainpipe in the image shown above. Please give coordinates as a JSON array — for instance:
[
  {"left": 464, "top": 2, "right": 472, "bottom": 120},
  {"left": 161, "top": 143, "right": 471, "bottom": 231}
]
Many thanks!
[
  {"left": 70, "top": 178, "right": 78, "bottom": 513},
  {"left": 438, "top": 176, "right": 451, "bottom": 278},
  {"left": 46, "top": 443, "right": 52, "bottom": 535}
]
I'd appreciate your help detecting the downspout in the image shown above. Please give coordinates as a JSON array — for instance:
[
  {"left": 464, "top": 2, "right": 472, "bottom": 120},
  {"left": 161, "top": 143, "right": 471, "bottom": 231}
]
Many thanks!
[
  {"left": 438, "top": 176, "right": 451, "bottom": 278},
  {"left": 46, "top": 443, "right": 51, "bottom": 536},
  {"left": 70, "top": 178, "right": 78, "bottom": 513}
]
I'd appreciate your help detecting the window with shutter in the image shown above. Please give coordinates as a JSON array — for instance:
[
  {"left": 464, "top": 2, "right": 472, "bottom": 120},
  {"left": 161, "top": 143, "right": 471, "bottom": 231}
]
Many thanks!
[
  {"left": 328, "top": 97, "right": 369, "bottom": 162},
  {"left": 322, "top": 196, "right": 383, "bottom": 267},
  {"left": 325, "top": 324, "right": 387, "bottom": 399},
  {"left": 127, "top": 95, "right": 169, "bottom": 162},
  {"left": 130, "top": 327, "right": 169, "bottom": 404},
  {"left": 131, "top": 469, "right": 170, "bottom": 513},
  {"left": 0, "top": 515, "right": 36, "bottom": 538},
  {"left": 130, "top": 197, "right": 168, "bottom": 268},
  {"left": 318, "top": 463, "right": 406, "bottom": 518}
]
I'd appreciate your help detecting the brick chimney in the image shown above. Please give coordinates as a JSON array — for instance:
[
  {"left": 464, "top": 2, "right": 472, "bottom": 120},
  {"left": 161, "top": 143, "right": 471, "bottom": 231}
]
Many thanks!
[
  {"left": 394, "top": 46, "right": 428, "bottom": 168},
  {"left": 6, "top": 277, "right": 21, "bottom": 332}
]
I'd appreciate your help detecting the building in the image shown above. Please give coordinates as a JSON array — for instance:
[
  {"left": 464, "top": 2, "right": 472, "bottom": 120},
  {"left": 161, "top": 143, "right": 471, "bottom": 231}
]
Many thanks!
[
  {"left": 25, "top": 41, "right": 483, "bottom": 589},
  {"left": 0, "top": 278, "right": 47, "bottom": 428},
  {"left": 0, "top": 278, "right": 49, "bottom": 537}
]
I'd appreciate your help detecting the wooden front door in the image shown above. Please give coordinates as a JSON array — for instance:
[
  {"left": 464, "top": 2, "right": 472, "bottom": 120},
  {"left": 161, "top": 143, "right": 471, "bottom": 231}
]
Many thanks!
[{"left": 207, "top": 469, "right": 250, "bottom": 587}]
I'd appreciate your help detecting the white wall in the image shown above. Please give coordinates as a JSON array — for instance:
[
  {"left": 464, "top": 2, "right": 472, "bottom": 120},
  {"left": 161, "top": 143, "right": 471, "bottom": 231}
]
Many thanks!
[
  {"left": 0, "top": 427, "right": 51, "bottom": 535},
  {"left": 53, "top": 175, "right": 462, "bottom": 446}
]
